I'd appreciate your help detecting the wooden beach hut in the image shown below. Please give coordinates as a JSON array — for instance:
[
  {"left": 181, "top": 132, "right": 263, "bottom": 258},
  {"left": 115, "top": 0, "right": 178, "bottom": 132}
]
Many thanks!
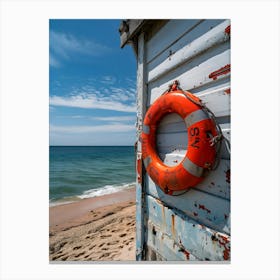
[{"left": 119, "top": 19, "right": 231, "bottom": 261}]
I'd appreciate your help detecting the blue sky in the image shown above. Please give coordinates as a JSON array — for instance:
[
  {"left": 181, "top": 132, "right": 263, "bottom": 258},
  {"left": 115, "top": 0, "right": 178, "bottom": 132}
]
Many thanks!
[{"left": 49, "top": 19, "right": 137, "bottom": 146}]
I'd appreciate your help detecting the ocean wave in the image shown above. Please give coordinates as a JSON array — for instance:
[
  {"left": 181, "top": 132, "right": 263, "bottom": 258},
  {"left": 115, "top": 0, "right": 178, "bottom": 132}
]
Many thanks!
[
  {"left": 49, "top": 182, "right": 136, "bottom": 207},
  {"left": 78, "top": 182, "right": 135, "bottom": 199}
]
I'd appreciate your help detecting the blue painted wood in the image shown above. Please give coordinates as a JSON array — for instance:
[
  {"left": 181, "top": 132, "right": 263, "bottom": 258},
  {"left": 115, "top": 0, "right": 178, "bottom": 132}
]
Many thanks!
[
  {"left": 135, "top": 33, "right": 146, "bottom": 261},
  {"left": 146, "top": 19, "right": 202, "bottom": 63},
  {"left": 145, "top": 221, "right": 198, "bottom": 261},
  {"left": 145, "top": 175, "right": 230, "bottom": 234},
  {"left": 147, "top": 41, "right": 231, "bottom": 105},
  {"left": 132, "top": 18, "right": 231, "bottom": 261},
  {"left": 192, "top": 159, "right": 230, "bottom": 200},
  {"left": 145, "top": 195, "right": 230, "bottom": 261},
  {"left": 146, "top": 158, "right": 230, "bottom": 200},
  {"left": 147, "top": 19, "right": 225, "bottom": 70}
]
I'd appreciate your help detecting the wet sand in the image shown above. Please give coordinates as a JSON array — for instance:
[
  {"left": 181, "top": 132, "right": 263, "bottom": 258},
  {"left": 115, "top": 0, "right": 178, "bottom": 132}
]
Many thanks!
[{"left": 49, "top": 187, "right": 136, "bottom": 261}]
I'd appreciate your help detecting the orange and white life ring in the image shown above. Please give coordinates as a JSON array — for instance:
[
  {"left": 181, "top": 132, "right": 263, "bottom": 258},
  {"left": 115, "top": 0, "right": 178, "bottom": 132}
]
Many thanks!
[{"left": 141, "top": 85, "right": 218, "bottom": 195}]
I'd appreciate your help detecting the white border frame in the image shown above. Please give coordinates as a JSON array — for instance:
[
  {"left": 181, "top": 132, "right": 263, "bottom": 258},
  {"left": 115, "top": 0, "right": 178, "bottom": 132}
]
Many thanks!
[{"left": 0, "top": 0, "right": 279, "bottom": 279}]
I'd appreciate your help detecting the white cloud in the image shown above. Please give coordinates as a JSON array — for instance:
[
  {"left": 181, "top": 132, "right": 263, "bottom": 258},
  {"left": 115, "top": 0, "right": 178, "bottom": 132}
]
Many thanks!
[
  {"left": 49, "top": 54, "right": 60, "bottom": 67},
  {"left": 49, "top": 93, "right": 136, "bottom": 112},
  {"left": 49, "top": 30, "right": 111, "bottom": 67},
  {"left": 92, "top": 116, "right": 135, "bottom": 122},
  {"left": 100, "top": 75, "right": 117, "bottom": 85},
  {"left": 50, "top": 123, "right": 135, "bottom": 134}
]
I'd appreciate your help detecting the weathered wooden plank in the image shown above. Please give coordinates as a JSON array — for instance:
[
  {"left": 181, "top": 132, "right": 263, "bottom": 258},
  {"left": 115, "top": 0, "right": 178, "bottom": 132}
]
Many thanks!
[
  {"left": 156, "top": 118, "right": 230, "bottom": 139},
  {"left": 156, "top": 134, "right": 230, "bottom": 161},
  {"left": 157, "top": 141, "right": 230, "bottom": 163},
  {"left": 146, "top": 19, "right": 202, "bottom": 63},
  {"left": 147, "top": 19, "right": 224, "bottom": 71},
  {"left": 148, "top": 42, "right": 230, "bottom": 105},
  {"left": 145, "top": 175, "right": 230, "bottom": 234},
  {"left": 135, "top": 32, "right": 146, "bottom": 261},
  {"left": 156, "top": 117, "right": 230, "bottom": 136},
  {"left": 145, "top": 157, "right": 230, "bottom": 200},
  {"left": 145, "top": 195, "right": 231, "bottom": 261},
  {"left": 197, "top": 86, "right": 230, "bottom": 117},
  {"left": 136, "top": 19, "right": 231, "bottom": 262},
  {"left": 147, "top": 20, "right": 230, "bottom": 83},
  {"left": 145, "top": 220, "right": 199, "bottom": 261}
]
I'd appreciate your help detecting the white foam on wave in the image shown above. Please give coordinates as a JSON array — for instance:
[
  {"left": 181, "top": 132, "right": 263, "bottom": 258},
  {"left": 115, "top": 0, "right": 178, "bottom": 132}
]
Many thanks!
[
  {"left": 49, "top": 182, "right": 135, "bottom": 207},
  {"left": 77, "top": 182, "right": 135, "bottom": 199}
]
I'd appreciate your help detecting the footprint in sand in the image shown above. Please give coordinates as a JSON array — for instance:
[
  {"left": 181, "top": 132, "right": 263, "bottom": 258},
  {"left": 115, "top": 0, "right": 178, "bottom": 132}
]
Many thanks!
[
  {"left": 107, "top": 240, "right": 119, "bottom": 246},
  {"left": 103, "top": 212, "right": 114, "bottom": 218},
  {"left": 101, "top": 247, "right": 108, "bottom": 251},
  {"left": 99, "top": 252, "right": 110, "bottom": 258},
  {"left": 119, "top": 233, "right": 127, "bottom": 238},
  {"left": 49, "top": 245, "right": 55, "bottom": 254},
  {"left": 75, "top": 251, "right": 85, "bottom": 258},
  {"left": 73, "top": 246, "right": 82, "bottom": 250},
  {"left": 52, "top": 253, "right": 65, "bottom": 260}
]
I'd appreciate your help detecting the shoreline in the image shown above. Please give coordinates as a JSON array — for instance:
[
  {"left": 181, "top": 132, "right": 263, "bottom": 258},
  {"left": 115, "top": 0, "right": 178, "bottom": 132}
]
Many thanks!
[
  {"left": 49, "top": 187, "right": 136, "bottom": 261},
  {"left": 49, "top": 183, "right": 135, "bottom": 207}
]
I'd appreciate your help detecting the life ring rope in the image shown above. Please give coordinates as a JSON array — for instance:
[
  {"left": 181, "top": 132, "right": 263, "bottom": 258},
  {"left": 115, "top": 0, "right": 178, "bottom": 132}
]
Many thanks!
[{"left": 177, "top": 80, "right": 230, "bottom": 169}]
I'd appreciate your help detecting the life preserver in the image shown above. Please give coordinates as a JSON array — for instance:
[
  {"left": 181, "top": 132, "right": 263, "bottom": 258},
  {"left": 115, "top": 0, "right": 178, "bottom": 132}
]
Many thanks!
[{"left": 141, "top": 87, "right": 218, "bottom": 194}]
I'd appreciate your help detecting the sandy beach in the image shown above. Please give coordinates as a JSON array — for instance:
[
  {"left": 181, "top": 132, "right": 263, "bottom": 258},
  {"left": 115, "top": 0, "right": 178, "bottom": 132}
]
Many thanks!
[{"left": 49, "top": 187, "right": 136, "bottom": 262}]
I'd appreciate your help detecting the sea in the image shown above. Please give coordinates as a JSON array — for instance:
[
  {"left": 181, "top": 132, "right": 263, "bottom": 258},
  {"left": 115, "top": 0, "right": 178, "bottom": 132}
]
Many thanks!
[{"left": 49, "top": 146, "right": 135, "bottom": 206}]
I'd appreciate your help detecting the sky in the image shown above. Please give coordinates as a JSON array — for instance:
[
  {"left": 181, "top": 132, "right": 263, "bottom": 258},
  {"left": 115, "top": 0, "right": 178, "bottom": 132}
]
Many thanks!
[{"left": 49, "top": 19, "right": 137, "bottom": 146}]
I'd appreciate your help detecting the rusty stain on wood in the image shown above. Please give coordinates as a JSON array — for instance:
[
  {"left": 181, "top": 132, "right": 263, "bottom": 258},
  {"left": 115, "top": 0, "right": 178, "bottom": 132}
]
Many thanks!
[
  {"left": 171, "top": 214, "right": 175, "bottom": 237},
  {"left": 198, "top": 204, "right": 211, "bottom": 214},
  {"left": 179, "top": 247, "right": 190, "bottom": 260},
  {"left": 137, "top": 158, "right": 142, "bottom": 183},
  {"left": 224, "top": 88, "right": 230, "bottom": 94},
  {"left": 218, "top": 235, "right": 230, "bottom": 260},
  {"left": 225, "top": 25, "right": 230, "bottom": 35},
  {"left": 209, "top": 64, "right": 231, "bottom": 80},
  {"left": 225, "top": 169, "right": 230, "bottom": 183}
]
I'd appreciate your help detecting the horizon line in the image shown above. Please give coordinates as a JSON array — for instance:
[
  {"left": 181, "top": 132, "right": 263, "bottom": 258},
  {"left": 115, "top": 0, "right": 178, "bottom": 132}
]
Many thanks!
[{"left": 49, "top": 145, "right": 134, "bottom": 147}]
